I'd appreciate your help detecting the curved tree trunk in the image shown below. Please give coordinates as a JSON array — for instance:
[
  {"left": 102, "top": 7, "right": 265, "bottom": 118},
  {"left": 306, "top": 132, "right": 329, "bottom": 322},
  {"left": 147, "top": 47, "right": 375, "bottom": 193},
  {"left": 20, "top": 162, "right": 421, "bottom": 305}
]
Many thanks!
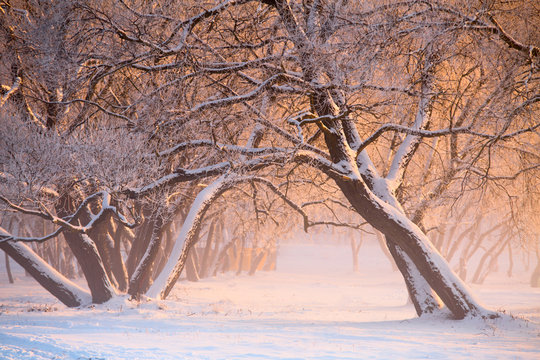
[
  {"left": 146, "top": 175, "right": 232, "bottom": 299},
  {"left": 333, "top": 175, "right": 490, "bottom": 319},
  {"left": 269, "top": 0, "right": 469, "bottom": 318}
]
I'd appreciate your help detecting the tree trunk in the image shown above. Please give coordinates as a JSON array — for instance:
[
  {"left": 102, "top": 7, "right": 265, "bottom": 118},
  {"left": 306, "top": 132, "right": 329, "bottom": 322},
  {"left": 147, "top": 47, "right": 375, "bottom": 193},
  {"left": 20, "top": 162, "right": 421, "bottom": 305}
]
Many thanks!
[
  {"left": 1, "top": 228, "right": 90, "bottom": 307},
  {"left": 5, "top": 251, "right": 14, "bottom": 284},
  {"left": 531, "top": 245, "right": 540, "bottom": 288},
  {"left": 386, "top": 238, "right": 443, "bottom": 315},
  {"left": 185, "top": 248, "right": 200, "bottom": 282},
  {"left": 88, "top": 217, "right": 118, "bottom": 289},
  {"left": 146, "top": 175, "right": 231, "bottom": 299},
  {"left": 56, "top": 195, "right": 115, "bottom": 304},
  {"left": 128, "top": 215, "right": 164, "bottom": 298},
  {"left": 334, "top": 176, "right": 489, "bottom": 319},
  {"left": 126, "top": 217, "right": 154, "bottom": 277},
  {"left": 472, "top": 237, "right": 508, "bottom": 285},
  {"left": 350, "top": 234, "right": 362, "bottom": 272},
  {"left": 109, "top": 232, "right": 128, "bottom": 292},
  {"left": 199, "top": 220, "right": 217, "bottom": 278}
]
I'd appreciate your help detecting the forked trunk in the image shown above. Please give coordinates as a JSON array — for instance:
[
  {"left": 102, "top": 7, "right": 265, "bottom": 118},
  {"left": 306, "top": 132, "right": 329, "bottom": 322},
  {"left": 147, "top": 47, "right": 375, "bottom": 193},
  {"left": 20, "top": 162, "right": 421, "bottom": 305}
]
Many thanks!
[
  {"left": 334, "top": 177, "right": 490, "bottom": 319},
  {"left": 386, "top": 238, "right": 443, "bottom": 316}
]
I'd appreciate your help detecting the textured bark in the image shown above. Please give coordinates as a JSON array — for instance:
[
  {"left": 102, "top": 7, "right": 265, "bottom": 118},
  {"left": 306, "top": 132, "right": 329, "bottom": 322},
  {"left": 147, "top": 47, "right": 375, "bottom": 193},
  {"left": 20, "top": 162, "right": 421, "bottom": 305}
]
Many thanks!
[
  {"left": 126, "top": 218, "right": 154, "bottom": 277},
  {"left": 128, "top": 215, "right": 164, "bottom": 297},
  {"left": 56, "top": 195, "right": 115, "bottom": 304},
  {"left": 334, "top": 176, "right": 488, "bottom": 319},
  {"left": 146, "top": 176, "right": 231, "bottom": 300},
  {"left": 109, "top": 232, "right": 128, "bottom": 292},
  {"left": 88, "top": 218, "right": 118, "bottom": 289},
  {"left": 0, "top": 239, "right": 89, "bottom": 307},
  {"left": 386, "top": 238, "right": 443, "bottom": 316}
]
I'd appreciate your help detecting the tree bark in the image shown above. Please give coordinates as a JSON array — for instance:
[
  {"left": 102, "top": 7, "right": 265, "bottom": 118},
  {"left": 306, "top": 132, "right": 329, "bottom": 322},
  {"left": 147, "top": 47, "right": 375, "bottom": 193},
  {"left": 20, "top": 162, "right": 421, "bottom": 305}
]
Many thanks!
[
  {"left": 56, "top": 195, "right": 115, "bottom": 304},
  {"left": 386, "top": 238, "right": 443, "bottom": 315},
  {"left": 333, "top": 175, "right": 489, "bottom": 319},
  {"left": 128, "top": 215, "right": 164, "bottom": 298},
  {"left": 146, "top": 175, "right": 231, "bottom": 299},
  {"left": 199, "top": 220, "right": 217, "bottom": 278},
  {"left": 1, "top": 228, "right": 90, "bottom": 307},
  {"left": 5, "top": 251, "right": 14, "bottom": 284}
]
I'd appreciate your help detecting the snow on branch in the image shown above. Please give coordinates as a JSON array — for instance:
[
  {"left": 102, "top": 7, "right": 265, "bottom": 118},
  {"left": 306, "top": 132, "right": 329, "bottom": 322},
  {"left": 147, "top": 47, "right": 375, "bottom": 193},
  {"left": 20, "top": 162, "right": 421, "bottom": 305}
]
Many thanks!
[
  {"left": 287, "top": 109, "right": 351, "bottom": 128},
  {"left": 42, "top": 99, "right": 135, "bottom": 127},
  {"left": 132, "top": 54, "right": 288, "bottom": 73},
  {"left": 484, "top": 13, "right": 539, "bottom": 58},
  {"left": 0, "top": 192, "right": 138, "bottom": 243},
  {"left": 356, "top": 121, "right": 540, "bottom": 158},
  {"left": 126, "top": 154, "right": 288, "bottom": 197},
  {"left": 156, "top": 139, "right": 286, "bottom": 158},
  {"left": 129, "top": 147, "right": 345, "bottom": 199},
  {"left": 186, "top": 74, "right": 287, "bottom": 114},
  {"left": 0, "top": 76, "right": 21, "bottom": 108}
]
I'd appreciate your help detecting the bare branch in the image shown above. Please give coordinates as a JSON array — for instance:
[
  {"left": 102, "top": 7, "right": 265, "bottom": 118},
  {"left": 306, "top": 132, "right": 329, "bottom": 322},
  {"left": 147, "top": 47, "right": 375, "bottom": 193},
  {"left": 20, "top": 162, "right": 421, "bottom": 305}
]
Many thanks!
[
  {"left": 485, "top": 13, "right": 539, "bottom": 58},
  {"left": 0, "top": 76, "right": 21, "bottom": 108}
]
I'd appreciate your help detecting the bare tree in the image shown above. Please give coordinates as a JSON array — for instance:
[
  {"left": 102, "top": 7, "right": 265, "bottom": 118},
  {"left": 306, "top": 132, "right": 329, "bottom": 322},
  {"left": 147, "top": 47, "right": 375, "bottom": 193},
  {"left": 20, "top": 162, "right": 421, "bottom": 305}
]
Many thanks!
[{"left": 1, "top": 0, "right": 538, "bottom": 320}]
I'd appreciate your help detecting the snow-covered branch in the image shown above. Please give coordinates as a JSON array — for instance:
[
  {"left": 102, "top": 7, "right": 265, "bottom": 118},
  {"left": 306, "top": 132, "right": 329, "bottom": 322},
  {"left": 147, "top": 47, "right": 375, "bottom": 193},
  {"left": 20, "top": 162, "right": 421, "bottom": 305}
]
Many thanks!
[
  {"left": 484, "top": 13, "right": 539, "bottom": 58},
  {"left": 156, "top": 139, "right": 286, "bottom": 158},
  {"left": 0, "top": 76, "right": 21, "bottom": 108},
  {"left": 356, "top": 120, "right": 540, "bottom": 159},
  {"left": 186, "top": 74, "right": 286, "bottom": 114},
  {"left": 0, "top": 192, "right": 138, "bottom": 243}
]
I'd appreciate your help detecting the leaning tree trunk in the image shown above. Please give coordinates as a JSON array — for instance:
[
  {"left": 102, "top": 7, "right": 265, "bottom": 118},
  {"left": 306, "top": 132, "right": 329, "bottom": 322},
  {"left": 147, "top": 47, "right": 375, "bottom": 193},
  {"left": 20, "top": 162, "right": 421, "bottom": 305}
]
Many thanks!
[
  {"left": 386, "top": 237, "right": 443, "bottom": 315},
  {"left": 146, "top": 175, "right": 232, "bottom": 300},
  {"left": 128, "top": 215, "right": 164, "bottom": 298},
  {"left": 333, "top": 175, "right": 489, "bottom": 319},
  {"left": 56, "top": 195, "right": 115, "bottom": 304},
  {"left": 1, "top": 227, "right": 90, "bottom": 307},
  {"left": 269, "top": 0, "right": 456, "bottom": 318}
]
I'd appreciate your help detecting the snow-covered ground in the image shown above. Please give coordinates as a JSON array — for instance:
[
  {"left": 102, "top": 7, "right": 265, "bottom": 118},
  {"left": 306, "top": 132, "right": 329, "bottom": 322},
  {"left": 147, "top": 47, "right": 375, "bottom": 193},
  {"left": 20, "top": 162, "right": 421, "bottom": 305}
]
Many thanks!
[{"left": 1, "top": 239, "right": 539, "bottom": 359}]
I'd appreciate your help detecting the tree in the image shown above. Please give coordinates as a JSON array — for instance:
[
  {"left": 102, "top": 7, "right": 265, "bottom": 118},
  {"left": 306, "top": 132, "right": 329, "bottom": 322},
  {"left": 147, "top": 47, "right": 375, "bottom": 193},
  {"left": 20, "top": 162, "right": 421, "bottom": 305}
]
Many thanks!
[{"left": 1, "top": 0, "right": 538, "bottom": 319}]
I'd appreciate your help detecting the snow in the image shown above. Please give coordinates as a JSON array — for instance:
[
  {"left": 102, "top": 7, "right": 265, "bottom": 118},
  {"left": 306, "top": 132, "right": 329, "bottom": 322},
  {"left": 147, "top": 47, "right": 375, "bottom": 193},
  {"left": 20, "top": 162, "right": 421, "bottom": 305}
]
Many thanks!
[
  {"left": 0, "top": 227, "right": 91, "bottom": 306},
  {"left": 1, "top": 238, "right": 539, "bottom": 359},
  {"left": 147, "top": 175, "right": 228, "bottom": 298}
]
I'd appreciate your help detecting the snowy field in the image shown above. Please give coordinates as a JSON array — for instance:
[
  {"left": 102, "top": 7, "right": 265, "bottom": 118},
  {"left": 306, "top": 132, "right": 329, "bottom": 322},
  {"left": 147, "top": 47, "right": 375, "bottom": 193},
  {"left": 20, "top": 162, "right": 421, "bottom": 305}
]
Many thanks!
[{"left": 1, "top": 239, "right": 539, "bottom": 359}]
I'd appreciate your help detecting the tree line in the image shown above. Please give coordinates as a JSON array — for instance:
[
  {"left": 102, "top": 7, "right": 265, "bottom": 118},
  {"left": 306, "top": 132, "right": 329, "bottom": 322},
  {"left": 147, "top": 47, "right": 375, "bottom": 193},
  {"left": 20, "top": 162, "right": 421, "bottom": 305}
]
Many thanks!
[{"left": 0, "top": 0, "right": 538, "bottom": 320}]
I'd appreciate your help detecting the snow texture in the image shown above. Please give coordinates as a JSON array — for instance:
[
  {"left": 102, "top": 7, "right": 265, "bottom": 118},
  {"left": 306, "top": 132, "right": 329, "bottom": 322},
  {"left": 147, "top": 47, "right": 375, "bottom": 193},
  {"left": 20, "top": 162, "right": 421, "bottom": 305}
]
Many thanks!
[
  {"left": 1, "top": 238, "right": 539, "bottom": 359},
  {"left": 0, "top": 227, "right": 91, "bottom": 306}
]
